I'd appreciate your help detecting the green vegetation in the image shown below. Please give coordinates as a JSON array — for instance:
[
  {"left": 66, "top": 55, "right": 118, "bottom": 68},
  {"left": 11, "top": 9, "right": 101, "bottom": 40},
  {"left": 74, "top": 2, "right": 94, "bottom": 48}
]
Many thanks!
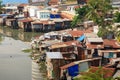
[
  {"left": 73, "top": 67, "right": 119, "bottom": 80},
  {"left": 72, "top": 0, "right": 113, "bottom": 37},
  {"left": 22, "top": 49, "right": 32, "bottom": 53},
  {"left": 0, "top": 35, "right": 4, "bottom": 44},
  {"left": 86, "top": 0, "right": 112, "bottom": 27},
  {"left": 113, "top": 12, "right": 120, "bottom": 42},
  {"left": 114, "top": 12, "right": 120, "bottom": 23},
  {"left": 71, "top": 6, "right": 90, "bottom": 27},
  {"left": 116, "top": 30, "right": 120, "bottom": 43}
]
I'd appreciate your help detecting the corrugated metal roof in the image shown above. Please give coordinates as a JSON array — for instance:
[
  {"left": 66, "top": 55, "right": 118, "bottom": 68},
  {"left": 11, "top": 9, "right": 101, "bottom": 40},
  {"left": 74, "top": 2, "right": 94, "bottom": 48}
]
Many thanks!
[
  {"left": 84, "top": 33, "right": 98, "bottom": 38},
  {"left": 46, "top": 52, "right": 63, "bottom": 59},
  {"left": 50, "top": 44, "right": 67, "bottom": 49},
  {"left": 103, "top": 39, "right": 120, "bottom": 48},
  {"left": 113, "top": 70, "right": 120, "bottom": 78},
  {"left": 42, "top": 40, "right": 61, "bottom": 46},
  {"left": 87, "top": 38, "right": 103, "bottom": 43}
]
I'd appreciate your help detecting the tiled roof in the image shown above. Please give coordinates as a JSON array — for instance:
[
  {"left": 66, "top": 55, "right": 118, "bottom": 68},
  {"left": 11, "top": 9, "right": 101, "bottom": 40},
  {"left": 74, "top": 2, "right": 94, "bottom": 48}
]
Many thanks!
[{"left": 60, "top": 12, "right": 74, "bottom": 20}]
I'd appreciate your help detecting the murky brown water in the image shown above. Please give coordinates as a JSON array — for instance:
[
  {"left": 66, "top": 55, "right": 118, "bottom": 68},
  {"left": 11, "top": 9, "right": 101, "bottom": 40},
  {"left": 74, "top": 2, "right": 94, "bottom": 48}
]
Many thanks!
[{"left": 0, "top": 27, "right": 46, "bottom": 80}]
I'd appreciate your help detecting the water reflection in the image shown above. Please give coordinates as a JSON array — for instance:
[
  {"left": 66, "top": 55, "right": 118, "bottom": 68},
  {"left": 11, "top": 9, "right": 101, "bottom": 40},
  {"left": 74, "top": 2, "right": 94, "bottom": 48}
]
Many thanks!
[
  {"left": 0, "top": 27, "right": 43, "bottom": 42},
  {"left": 0, "top": 27, "right": 47, "bottom": 80},
  {"left": 0, "top": 34, "right": 32, "bottom": 80}
]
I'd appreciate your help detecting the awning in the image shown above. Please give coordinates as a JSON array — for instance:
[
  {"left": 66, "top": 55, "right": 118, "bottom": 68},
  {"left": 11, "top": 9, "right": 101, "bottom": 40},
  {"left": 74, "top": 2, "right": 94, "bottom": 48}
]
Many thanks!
[
  {"left": 99, "top": 50, "right": 120, "bottom": 53},
  {"left": 77, "top": 35, "right": 85, "bottom": 42}
]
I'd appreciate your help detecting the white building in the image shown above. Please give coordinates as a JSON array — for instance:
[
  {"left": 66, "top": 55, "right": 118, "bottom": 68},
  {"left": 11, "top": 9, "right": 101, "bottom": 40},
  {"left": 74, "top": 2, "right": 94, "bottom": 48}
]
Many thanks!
[
  {"left": 28, "top": 6, "right": 40, "bottom": 17},
  {"left": 36, "top": 10, "right": 50, "bottom": 20},
  {"left": 3, "top": 6, "right": 18, "bottom": 14}
]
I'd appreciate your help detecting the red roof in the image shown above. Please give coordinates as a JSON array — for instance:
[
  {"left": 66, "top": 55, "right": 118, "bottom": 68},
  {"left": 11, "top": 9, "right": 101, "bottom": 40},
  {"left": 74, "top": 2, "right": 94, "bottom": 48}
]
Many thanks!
[
  {"left": 63, "top": 40, "right": 78, "bottom": 46},
  {"left": 41, "top": 21, "right": 55, "bottom": 25},
  {"left": 48, "top": 0, "right": 59, "bottom": 5},
  {"left": 60, "top": 12, "right": 74, "bottom": 20},
  {"left": 86, "top": 39, "right": 120, "bottom": 49},
  {"left": 68, "top": 30, "right": 84, "bottom": 37},
  {"left": 19, "top": 18, "right": 33, "bottom": 22},
  {"left": 50, "top": 40, "right": 78, "bottom": 49},
  {"left": 103, "top": 39, "right": 120, "bottom": 48},
  {"left": 86, "top": 43, "right": 104, "bottom": 49}
]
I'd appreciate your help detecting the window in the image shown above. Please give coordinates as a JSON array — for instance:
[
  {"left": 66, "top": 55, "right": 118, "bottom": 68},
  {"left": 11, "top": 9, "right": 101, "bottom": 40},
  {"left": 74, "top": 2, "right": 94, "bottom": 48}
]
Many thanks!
[{"left": 41, "top": 15, "right": 43, "bottom": 18}]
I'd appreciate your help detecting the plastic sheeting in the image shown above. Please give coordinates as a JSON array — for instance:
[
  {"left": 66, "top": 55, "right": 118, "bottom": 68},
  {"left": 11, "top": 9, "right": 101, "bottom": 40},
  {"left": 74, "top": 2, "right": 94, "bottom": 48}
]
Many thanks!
[
  {"left": 50, "top": 14, "right": 60, "bottom": 18},
  {"left": 68, "top": 64, "right": 79, "bottom": 77},
  {"left": 77, "top": 35, "right": 85, "bottom": 41}
]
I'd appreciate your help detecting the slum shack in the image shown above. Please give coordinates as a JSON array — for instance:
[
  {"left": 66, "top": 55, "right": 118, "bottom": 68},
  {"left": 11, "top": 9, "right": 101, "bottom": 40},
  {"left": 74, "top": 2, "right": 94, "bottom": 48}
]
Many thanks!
[
  {"left": 60, "top": 57, "right": 102, "bottom": 80},
  {"left": 17, "top": 4, "right": 28, "bottom": 14},
  {"left": 49, "top": 41, "right": 78, "bottom": 62},
  {"left": 18, "top": 18, "right": 33, "bottom": 32},
  {"left": 46, "top": 52, "right": 64, "bottom": 80},
  {"left": 77, "top": 37, "right": 104, "bottom": 60},
  {"left": 0, "top": 14, "right": 7, "bottom": 26},
  {"left": 6, "top": 18, "right": 18, "bottom": 29},
  {"left": 53, "top": 19, "right": 64, "bottom": 31},
  {"left": 63, "top": 19, "right": 72, "bottom": 29},
  {"left": 98, "top": 39, "right": 120, "bottom": 65},
  {"left": 84, "top": 21, "right": 94, "bottom": 29},
  {"left": 68, "top": 30, "right": 84, "bottom": 40},
  {"left": 39, "top": 40, "right": 61, "bottom": 52},
  {"left": 31, "top": 21, "right": 43, "bottom": 32},
  {"left": 42, "top": 20, "right": 55, "bottom": 32}
]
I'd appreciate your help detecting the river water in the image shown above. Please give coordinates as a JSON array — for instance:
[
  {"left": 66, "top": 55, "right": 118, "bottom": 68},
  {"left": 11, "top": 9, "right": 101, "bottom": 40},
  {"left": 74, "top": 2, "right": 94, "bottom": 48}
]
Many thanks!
[{"left": 0, "top": 27, "right": 45, "bottom": 80}]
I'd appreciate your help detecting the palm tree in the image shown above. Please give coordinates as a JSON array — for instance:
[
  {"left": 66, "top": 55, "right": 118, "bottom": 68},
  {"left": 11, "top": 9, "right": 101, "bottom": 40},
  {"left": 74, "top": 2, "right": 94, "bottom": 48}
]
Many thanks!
[
  {"left": 72, "top": 0, "right": 113, "bottom": 37},
  {"left": 113, "top": 12, "right": 120, "bottom": 42},
  {"left": 86, "top": 0, "right": 112, "bottom": 26},
  {"left": 114, "top": 12, "right": 120, "bottom": 23},
  {"left": 71, "top": 5, "right": 89, "bottom": 28}
]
